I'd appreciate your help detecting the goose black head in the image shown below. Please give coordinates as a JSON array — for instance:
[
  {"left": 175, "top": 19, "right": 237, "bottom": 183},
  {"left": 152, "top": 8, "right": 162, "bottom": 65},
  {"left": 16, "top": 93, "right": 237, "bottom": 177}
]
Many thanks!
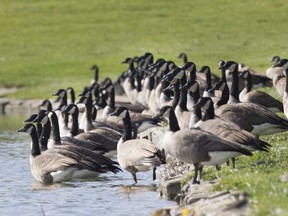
[
  {"left": 110, "top": 107, "right": 129, "bottom": 119},
  {"left": 39, "top": 99, "right": 53, "bottom": 111},
  {"left": 178, "top": 52, "right": 188, "bottom": 63},
  {"left": 273, "top": 58, "right": 288, "bottom": 68},
  {"left": 239, "top": 70, "right": 251, "bottom": 79},
  {"left": 17, "top": 123, "right": 36, "bottom": 134},
  {"left": 271, "top": 55, "right": 281, "bottom": 63},
  {"left": 193, "top": 97, "right": 213, "bottom": 110},
  {"left": 180, "top": 80, "right": 199, "bottom": 93},
  {"left": 198, "top": 65, "right": 211, "bottom": 74},
  {"left": 218, "top": 61, "right": 238, "bottom": 71},
  {"left": 156, "top": 106, "right": 174, "bottom": 118},
  {"left": 32, "top": 110, "right": 49, "bottom": 125},
  {"left": 218, "top": 60, "right": 225, "bottom": 69},
  {"left": 182, "top": 61, "right": 196, "bottom": 72},
  {"left": 162, "top": 67, "right": 184, "bottom": 83},
  {"left": 62, "top": 104, "right": 78, "bottom": 114},
  {"left": 52, "top": 89, "right": 66, "bottom": 98},
  {"left": 24, "top": 114, "right": 38, "bottom": 123}
]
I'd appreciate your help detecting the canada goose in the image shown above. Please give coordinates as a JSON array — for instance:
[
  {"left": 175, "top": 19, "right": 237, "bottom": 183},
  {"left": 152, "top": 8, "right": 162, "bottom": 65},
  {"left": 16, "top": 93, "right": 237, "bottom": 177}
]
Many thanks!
[
  {"left": 163, "top": 67, "right": 194, "bottom": 129},
  {"left": 283, "top": 69, "right": 288, "bottom": 119},
  {"left": 266, "top": 55, "right": 282, "bottom": 79},
  {"left": 239, "top": 70, "right": 283, "bottom": 113},
  {"left": 178, "top": 52, "right": 188, "bottom": 64},
  {"left": 110, "top": 107, "right": 166, "bottom": 183},
  {"left": 193, "top": 97, "right": 270, "bottom": 168},
  {"left": 193, "top": 97, "right": 271, "bottom": 152},
  {"left": 17, "top": 123, "right": 121, "bottom": 184},
  {"left": 33, "top": 110, "right": 110, "bottom": 154},
  {"left": 178, "top": 53, "right": 220, "bottom": 85},
  {"left": 179, "top": 79, "right": 203, "bottom": 127},
  {"left": 155, "top": 106, "right": 253, "bottom": 184},
  {"left": 216, "top": 61, "right": 288, "bottom": 136},
  {"left": 272, "top": 59, "right": 288, "bottom": 97},
  {"left": 39, "top": 99, "right": 53, "bottom": 111},
  {"left": 90, "top": 64, "right": 99, "bottom": 85},
  {"left": 52, "top": 88, "right": 70, "bottom": 137},
  {"left": 238, "top": 63, "right": 272, "bottom": 88},
  {"left": 121, "top": 57, "right": 146, "bottom": 107},
  {"left": 197, "top": 65, "right": 214, "bottom": 97},
  {"left": 77, "top": 90, "right": 123, "bottom": 133}
]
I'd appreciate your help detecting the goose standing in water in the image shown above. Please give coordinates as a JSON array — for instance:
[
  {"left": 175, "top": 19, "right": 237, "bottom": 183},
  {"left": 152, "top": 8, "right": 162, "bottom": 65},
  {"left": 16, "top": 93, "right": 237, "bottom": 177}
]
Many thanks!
[
  {"left": 17, "top": 123, "right": 121, "bottom": 184},
  {"left": 110, "top": 107, "right": 166, "bottom": 184},
  {"left": 155, "top": 106, "right": 253, "bottom": 184}
]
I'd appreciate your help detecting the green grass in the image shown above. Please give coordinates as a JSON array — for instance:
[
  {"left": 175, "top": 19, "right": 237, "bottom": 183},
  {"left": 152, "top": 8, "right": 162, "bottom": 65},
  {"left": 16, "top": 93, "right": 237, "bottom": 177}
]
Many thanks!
[
  {"left": 1, "top": 0, "right": 288, "bottom": 98},
  {"left": 181, "top": 132, "right": 288, "bottom": 215},
  {"left": 1, "top": 0, "right": 288, "bottom": 214}
]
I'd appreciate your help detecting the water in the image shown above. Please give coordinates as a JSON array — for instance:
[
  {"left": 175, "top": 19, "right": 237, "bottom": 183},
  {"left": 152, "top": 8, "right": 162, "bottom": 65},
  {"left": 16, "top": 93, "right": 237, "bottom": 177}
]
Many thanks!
[{"left": 0, "top": 115, "right": 175, "bottom": 216}]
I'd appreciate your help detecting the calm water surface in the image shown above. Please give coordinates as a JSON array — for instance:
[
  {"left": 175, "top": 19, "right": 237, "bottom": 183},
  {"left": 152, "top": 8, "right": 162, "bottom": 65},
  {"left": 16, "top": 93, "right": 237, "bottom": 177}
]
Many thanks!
[{"left": 0, "top": 115, "right": 174, "bottom": 216}]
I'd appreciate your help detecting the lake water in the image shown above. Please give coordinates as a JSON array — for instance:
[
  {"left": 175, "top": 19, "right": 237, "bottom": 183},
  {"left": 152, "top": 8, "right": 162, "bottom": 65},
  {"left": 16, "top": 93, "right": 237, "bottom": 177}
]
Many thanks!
[{"left": 0, "top": 114, "right": 175, "bottom": 216}]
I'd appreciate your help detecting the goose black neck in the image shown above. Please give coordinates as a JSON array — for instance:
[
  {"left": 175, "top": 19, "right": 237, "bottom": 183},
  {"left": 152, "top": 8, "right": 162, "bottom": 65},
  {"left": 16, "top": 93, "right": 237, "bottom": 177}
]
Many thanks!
[
  {"left": 205, "top": 71, "right": 212, "bottom": 91},
  {"left": 202, "top": 103, "right": 215, "bottom": 121},
  {"left": 216, "top": 83, "right": 229, "bottom": 107},
  {"left": 108, "top": 86, "right": 116, "bottom": 109},
  {"left": 172, "top": 80, "right": 180, "bottom": 109},
  {"left": 85, "top": 93, "right": 93, "bottom": 124},
  {"left": 221, "top": 69, "right": 226, "bottom": 82},
  {"left": 40, "top": 119, "right": 51, "bottom": 151},
  {"left": 231, "top": 67, "right": 239, "bottom": 101},
  {"left": 178, "top": 73, "right": 188, "bottom": 110},
  {"left": 49, "top": 112, "right": 61, "bottom": 142},
  {"left": 94, "top": 67, "right": 99, "bottom": 82},
  {"left": 168, "top": 109, "right": 181, "bottom": 132},
  {"left": 121, "top": 113, "right": 133, "bottom": 141},
  {"left": 244, "top": 73, "right": 252, "bottom": 92},
  {"left": 189, "top": 69, "right": 196, "bottom": 81},
  {"left": 30, "top": 126, "right": 41, "bottom": 157},
  {"left": 69, "top": 88, "right": 75, "bottom": 104},
  {"left": 36, "top": 123, "right": 42, "bottom": 140},
  {"left": 183, "top": 55, "right": 188, "bottom": 63},
  {"left": 135, "top": 73, "right": 142, "bottom": 92},
  {"left": 70, "top": 108, "right": 79, "bottom": 137},
  {"left": 148, "top": 75, "right": 155, "bottom": 91}
]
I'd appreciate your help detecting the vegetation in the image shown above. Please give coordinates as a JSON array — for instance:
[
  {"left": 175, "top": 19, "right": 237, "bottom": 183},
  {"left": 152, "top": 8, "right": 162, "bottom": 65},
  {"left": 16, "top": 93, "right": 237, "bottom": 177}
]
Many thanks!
[
  {"left": 1, "top": 0, "right": 288, "bottom": 99},
  {"left": 1, "top": 0, "right": 288, "bottom": 214}
]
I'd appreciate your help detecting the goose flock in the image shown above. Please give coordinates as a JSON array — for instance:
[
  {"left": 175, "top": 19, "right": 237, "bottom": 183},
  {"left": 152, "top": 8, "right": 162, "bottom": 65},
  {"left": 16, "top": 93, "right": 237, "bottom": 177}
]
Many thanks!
[{"left": 17, "top": 52, "right": 288, "bottom": 186}]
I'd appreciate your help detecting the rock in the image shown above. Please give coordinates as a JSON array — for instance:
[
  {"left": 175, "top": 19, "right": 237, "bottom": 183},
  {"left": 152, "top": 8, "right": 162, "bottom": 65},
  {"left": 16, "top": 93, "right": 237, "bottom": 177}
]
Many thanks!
[
  {"left": 159, "top": 176, "right": 184, "bottom": 200},
  {"left": 155, "top": 179, "right": 250, "bottom": 216}
]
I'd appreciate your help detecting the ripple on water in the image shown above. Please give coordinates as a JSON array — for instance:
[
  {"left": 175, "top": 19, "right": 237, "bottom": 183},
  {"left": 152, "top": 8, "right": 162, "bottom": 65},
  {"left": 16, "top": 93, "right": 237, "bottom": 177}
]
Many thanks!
[{"left": 0, "top": 130, "right": 175, "bottom": 216}]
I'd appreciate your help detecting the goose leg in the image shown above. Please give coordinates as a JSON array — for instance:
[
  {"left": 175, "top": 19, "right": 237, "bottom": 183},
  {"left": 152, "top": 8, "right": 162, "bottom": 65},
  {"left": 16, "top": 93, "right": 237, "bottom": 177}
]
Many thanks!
[
  {"left": 192, "top": 163, "right": 200, "bottom": 184},
  {"left": 153, "top": 167, "right": 156, "bottom": 181},
  {"left": 132, "top": 173, "right": 138, "bottom": 184},
  {"left": 215, "top": 165, "right": 221, "bottom": 171},
  {"left": 232, "top": 157, "right": 236, "bottom": 169}
]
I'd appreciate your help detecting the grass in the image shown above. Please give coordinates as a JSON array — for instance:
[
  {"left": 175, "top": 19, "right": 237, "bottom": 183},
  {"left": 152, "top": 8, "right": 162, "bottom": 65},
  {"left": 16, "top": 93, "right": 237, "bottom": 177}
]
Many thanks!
[
  {"left": 1, "top": 0, "right": 288, "bottom": 99},
  {"left": 181, "top": 132, "right": 288, "bottom": 215},
  {"left": 1, "top": 0, "right": 288, "bottom": 214}
]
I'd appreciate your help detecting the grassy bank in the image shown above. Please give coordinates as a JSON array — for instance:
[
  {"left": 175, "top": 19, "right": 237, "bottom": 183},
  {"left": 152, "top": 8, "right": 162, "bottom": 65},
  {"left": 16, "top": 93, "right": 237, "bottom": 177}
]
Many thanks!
[
  {"left": 1, "top": 0, "right": 288, "bottom": 99},
  {"left": 1, "top": 0, "right": 288, "bottom": 215}
]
